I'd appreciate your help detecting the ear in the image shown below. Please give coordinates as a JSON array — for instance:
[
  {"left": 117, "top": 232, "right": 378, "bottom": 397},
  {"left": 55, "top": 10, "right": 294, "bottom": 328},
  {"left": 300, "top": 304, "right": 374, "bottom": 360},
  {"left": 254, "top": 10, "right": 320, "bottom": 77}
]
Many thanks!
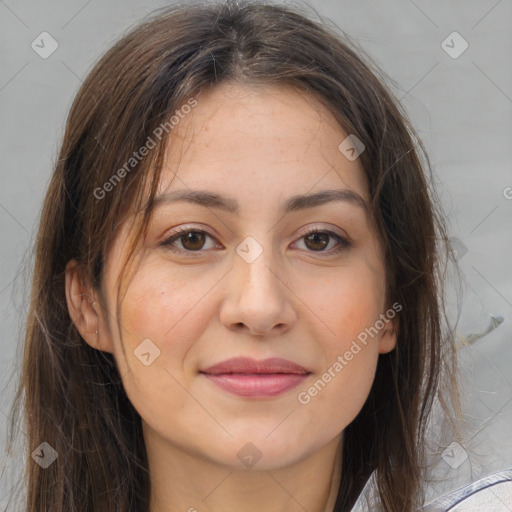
[
  {"left": 378, "top": 316, "right": 398, "bottom": 354},
  {"left": 65, "top": 259, "right": 114, "bottom": 353}
]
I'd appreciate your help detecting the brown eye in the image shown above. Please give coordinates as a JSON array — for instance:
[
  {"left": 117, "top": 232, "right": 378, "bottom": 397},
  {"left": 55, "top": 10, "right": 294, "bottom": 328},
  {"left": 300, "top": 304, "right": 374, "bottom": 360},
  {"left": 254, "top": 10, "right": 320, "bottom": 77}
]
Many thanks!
[
  {"left": 181, "top": 231, "right": 206, "bottom": 251},
  {"left": 304, "top": 232, "right": 330, "bottom": 251},
  {"left": 161, "top": 229, "right": 219, "bottom": 253},
  {"left": 294, "top": 229, "right": 352, "bottom": 255}
]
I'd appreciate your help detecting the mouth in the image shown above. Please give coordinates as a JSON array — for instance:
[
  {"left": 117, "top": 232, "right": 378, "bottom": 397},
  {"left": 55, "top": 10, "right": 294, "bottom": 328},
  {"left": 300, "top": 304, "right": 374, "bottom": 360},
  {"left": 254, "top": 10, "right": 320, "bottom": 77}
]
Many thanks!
[{"left": 199, "top": 357, "right": 311, "bottom": 398}]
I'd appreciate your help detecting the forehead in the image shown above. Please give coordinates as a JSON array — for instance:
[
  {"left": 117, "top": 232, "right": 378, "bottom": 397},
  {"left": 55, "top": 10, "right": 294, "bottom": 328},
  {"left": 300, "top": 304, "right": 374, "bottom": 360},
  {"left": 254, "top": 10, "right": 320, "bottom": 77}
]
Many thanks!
[{"left": 158, "top": 82, "right": 369, "bottom": 207}]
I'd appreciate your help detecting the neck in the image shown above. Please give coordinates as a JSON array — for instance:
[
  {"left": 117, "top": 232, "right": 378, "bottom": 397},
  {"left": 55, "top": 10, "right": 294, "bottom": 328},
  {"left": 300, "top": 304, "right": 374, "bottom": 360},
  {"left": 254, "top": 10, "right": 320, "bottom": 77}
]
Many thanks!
[{"left": 145, "top": 427, "right": 342, "bottom": 512}]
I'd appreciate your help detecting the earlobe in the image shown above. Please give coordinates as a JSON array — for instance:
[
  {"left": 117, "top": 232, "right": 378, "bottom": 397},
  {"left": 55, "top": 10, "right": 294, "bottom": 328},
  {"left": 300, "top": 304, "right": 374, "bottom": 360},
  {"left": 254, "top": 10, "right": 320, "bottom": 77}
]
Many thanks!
[
  {"left": 65, "top": 260, "right": 113, "bottom": 353},
  {"left": 378, "top": 320, "right": 398, "bottom": 354}
]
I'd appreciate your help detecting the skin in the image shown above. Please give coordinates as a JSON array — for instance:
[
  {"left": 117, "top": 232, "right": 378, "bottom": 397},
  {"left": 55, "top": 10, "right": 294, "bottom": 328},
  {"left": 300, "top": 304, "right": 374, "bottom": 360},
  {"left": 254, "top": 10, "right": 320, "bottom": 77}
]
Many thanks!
[{"left": 66, "top": 82, "right": 397, "bottom": 512}]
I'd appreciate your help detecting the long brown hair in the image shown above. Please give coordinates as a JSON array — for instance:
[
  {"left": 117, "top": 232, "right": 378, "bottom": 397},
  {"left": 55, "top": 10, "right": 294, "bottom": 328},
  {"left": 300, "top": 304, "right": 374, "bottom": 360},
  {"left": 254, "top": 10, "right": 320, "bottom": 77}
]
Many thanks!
[{"left": 5, "top": 1, "right": 458, "bottom": 511}]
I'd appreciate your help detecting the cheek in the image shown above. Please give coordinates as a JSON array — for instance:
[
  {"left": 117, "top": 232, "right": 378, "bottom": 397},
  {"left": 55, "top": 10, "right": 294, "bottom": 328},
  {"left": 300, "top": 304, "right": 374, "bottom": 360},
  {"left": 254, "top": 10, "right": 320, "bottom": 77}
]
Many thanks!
[
  {"left": 293, "top": 262, "right": 384, "bottom": 419},
  {"left": 114, "top": 261, "right": 217, "bottom": 368},
  {"left": 299, "top": 262, "right": 386, "bottom": 343},
  {"left": 107, "top": 263, "right": 216, "bottom": 421},
  {"left": 297, "top": 335, "right": 379, "bottom": 439}
]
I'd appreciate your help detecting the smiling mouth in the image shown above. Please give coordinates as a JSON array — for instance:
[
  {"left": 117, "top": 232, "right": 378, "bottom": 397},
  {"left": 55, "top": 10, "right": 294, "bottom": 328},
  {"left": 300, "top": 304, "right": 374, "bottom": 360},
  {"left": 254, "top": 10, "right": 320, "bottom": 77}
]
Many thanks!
[{"left": 199, "top": 357, "right": 311, "bottom": 398}]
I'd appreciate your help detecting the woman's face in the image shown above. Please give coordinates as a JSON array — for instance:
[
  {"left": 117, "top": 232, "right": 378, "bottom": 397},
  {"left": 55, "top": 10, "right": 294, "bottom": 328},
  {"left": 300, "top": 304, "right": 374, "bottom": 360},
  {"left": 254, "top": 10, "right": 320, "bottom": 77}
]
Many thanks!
[{"left": 84, "top": 83, "right": 396, "bottom": 470}]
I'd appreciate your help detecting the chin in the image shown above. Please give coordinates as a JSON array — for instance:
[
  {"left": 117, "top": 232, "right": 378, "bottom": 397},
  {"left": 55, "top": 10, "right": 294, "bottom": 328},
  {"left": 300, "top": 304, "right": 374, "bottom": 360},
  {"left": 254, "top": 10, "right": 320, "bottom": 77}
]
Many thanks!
[{"left": 207, "top": 431, "right": 323, "bottom": 471}]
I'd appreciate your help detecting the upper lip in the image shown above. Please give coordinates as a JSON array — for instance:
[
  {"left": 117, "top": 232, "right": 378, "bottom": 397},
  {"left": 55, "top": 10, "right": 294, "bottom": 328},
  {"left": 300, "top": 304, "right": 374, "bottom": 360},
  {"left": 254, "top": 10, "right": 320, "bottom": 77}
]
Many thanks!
[{"left": 201, "top": 357, "right": 310, "bottom": 375}]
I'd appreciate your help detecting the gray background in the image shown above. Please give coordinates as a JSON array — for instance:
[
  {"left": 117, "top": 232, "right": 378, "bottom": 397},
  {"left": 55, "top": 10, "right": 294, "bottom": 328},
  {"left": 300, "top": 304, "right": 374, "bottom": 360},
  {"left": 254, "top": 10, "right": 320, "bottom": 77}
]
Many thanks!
[{"left": 1, "top": 0, "right": 511, "bottom": 508}]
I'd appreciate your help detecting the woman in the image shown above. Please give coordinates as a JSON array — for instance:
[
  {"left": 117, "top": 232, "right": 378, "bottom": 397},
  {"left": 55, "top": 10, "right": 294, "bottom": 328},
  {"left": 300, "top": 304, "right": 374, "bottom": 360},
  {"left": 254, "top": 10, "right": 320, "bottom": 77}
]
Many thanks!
[{"left": 8, "top": 1, "right": 509, "bottom": 511}]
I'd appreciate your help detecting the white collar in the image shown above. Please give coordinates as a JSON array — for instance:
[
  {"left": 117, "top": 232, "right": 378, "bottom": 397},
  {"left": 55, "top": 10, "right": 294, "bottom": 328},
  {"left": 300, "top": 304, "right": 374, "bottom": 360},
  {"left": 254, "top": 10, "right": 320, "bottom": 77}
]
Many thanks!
[{"left": 345, "top": 467, "right": 512, "bottom": 512}]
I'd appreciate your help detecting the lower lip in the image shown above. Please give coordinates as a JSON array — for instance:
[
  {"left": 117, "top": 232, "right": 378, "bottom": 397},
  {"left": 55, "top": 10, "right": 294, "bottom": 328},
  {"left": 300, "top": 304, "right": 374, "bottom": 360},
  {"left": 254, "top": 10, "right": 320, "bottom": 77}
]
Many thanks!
[{"left": 201, "top": 373, "right": 310, "bottom": 398}]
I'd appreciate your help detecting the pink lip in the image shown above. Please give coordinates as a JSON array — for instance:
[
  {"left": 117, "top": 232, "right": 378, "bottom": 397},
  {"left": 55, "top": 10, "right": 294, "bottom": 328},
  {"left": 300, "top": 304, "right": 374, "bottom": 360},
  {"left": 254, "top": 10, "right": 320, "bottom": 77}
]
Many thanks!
[{"left": 200, "top": 357, "right": 311, "bottom": 398}]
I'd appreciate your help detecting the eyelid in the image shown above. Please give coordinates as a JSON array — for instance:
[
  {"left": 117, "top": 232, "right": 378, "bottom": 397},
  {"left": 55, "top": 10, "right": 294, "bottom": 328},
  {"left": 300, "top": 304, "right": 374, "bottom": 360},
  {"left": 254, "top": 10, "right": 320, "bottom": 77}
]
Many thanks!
[
  {"left": 159, "top": 225, "right": 221, "bottom": 252},
  {"left": 295, "top": 223, "right": 349, "bottom": 241},
  {"left": 291, "top": 226, "right": 352, "bottom": 254},
  {"left": 160, "top": 223, "right": 352, "bottom": 255}
]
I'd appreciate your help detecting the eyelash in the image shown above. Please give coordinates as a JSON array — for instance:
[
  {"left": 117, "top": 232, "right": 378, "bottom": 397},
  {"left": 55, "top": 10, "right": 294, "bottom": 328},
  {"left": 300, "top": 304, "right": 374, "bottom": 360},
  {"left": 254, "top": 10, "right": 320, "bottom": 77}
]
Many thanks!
[{"left": 160, "top": 226, "right": 352, "bottom": 256}]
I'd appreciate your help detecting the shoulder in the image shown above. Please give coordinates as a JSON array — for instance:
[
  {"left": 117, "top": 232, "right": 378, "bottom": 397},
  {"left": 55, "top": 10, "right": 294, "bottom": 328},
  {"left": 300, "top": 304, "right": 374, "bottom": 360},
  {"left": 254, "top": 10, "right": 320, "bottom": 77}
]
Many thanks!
[{"left": 349, "top": 468, "right": 512, "bottom": 512}]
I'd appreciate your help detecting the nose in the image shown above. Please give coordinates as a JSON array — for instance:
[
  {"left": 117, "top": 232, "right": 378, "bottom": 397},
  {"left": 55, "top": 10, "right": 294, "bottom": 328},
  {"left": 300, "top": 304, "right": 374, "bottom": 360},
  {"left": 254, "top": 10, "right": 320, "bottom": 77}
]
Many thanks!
[{"left": 219, "top": 239, "right": 297, "bottom": 337}]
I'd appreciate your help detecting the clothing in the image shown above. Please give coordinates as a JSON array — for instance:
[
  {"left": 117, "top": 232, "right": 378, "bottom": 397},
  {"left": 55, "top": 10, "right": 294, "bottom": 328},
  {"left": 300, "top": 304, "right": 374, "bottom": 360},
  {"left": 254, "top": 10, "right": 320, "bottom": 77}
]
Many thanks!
[
  {"left": 421, "top": 469, "right": 512, "bottom": 511},
  {"left": 321, "top": 453, "right": 512, "bottom": 512}
]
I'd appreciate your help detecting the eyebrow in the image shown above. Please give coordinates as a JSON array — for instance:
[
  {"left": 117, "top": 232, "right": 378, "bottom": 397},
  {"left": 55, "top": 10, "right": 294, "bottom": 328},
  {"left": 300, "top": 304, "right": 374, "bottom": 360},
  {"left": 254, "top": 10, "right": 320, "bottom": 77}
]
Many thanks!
[{"left": 152, "top": 188, "right": 368, "bottom": 213}]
